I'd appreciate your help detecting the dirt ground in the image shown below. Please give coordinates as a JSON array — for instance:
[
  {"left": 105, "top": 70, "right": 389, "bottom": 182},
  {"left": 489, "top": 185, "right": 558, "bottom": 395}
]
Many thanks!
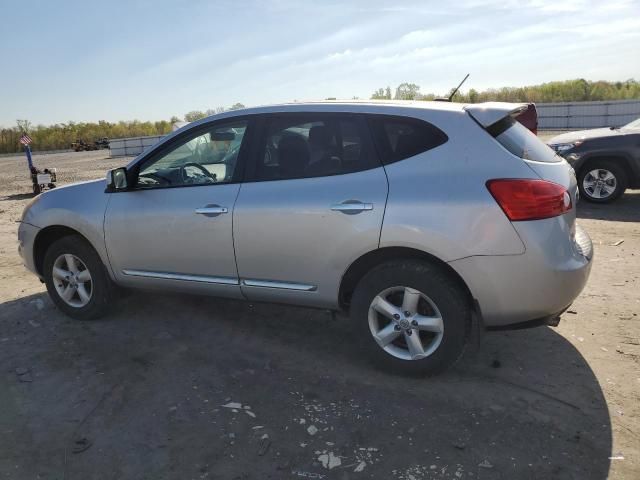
[{"left": 0, "top": 150, "right": 638, "bottom": 480}]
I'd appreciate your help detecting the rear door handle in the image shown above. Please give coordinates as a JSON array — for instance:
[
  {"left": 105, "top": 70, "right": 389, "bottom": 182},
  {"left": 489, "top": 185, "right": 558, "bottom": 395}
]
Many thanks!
[
  {"left": 330, "top": 201, "right": 373, "bottom": 214},
  {"left": 195, "top": 204, "right": 228, "bottom": 216}
]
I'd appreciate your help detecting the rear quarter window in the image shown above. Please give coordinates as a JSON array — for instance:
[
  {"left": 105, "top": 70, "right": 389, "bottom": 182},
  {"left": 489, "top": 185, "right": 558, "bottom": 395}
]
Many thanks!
[
  {"left": 368, "top": 115, "right": 448, "bottom": 165},
  {"left": 488, "top": 116, "right": 559, "bottom": 163}
]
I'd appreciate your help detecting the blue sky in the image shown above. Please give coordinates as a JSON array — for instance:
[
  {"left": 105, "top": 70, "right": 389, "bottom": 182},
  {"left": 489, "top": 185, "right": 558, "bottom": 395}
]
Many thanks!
[{"left": 0, "top": 0, "right": 639, "bottom": 126}]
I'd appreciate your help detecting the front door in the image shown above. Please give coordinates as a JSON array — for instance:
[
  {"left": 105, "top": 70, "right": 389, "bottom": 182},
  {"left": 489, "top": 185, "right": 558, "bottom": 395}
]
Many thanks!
[
  {"left": 105, "top": 118, "right": 251, "bottom": 298},
  {"left": 233, "top": 113, "right": 388, "bottom": 308}
]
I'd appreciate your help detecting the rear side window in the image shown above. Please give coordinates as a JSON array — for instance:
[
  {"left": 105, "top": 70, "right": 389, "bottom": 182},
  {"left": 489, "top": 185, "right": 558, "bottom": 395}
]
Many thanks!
[
  {"left": 251, "top": 114, "right": 379, "bottom": 181},
  {"left": 368, "top": 115, "right": 448, "bottom": 165},
  {"left": 488, "top": 116, "right": 559, "bottom": 163}
]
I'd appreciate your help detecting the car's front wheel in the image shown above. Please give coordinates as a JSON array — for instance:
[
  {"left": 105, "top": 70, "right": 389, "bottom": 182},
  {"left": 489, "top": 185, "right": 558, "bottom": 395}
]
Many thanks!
[
  {"left": 578, "top": 161, "right": 627, "bottom": 203},
  {"left": 43, "top": 235, "right": 113, "bottom": 320},
  {"left": 351, "top": 260, "right": 470, "bottom": 376}
]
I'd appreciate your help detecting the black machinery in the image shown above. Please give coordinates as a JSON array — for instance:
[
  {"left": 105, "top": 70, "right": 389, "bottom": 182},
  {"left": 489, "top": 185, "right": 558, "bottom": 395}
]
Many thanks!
[
  {"left": 30, "top": 166, "right": 57, "bottom": 194},
  {"left": 21, "top": 134, "right": 57, "bottom": 194}
]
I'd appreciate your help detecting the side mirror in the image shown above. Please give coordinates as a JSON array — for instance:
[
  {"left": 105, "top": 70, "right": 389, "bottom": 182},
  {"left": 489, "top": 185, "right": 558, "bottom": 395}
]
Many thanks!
[{"left": 106, "top": 167, "right": 128, "bottom": 192}]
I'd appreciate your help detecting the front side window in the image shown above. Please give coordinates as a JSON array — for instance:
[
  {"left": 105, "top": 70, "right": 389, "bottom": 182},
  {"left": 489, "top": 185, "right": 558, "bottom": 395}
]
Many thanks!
[
  {"left": 253, "top": 115, "right": 378, "bottom": 181},
  {"left": 137, "top": 120, "right": 248, "bottom": 188}
]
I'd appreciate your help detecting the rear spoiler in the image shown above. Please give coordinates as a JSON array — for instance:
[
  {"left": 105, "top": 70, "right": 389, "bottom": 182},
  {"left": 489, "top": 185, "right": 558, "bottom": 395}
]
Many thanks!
[{"left": 464, "top": 102, "right": 528, "bottom": 128}]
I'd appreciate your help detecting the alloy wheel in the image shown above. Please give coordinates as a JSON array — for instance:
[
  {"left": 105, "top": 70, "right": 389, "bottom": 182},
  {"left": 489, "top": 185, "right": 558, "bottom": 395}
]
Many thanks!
[
  {"left": 367, "top": 286, "right": 444, "bottom": 361},
  {"left": 582, "top": 169, "right": 617, "bottom": 200},
  {"left": 52, "top": 254, "right": 93, "bottom": 308}
]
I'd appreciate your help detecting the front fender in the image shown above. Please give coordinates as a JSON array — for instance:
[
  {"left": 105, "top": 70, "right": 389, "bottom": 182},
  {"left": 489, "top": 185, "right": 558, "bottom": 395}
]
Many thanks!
[
  {"left": 24, "top": 180, "right": 113, "bottom": 277},
  {"left": 574, "top": 150, "right": 639, "bottom": 178}
]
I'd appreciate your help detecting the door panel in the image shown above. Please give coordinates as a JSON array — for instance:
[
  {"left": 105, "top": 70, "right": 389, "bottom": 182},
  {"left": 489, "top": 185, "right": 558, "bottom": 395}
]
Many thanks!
[
  {"left": 105, "top": 184, "right": 243, "bottom": 298},
  {"left": 104, "top": 118, "right": 251, "bottom": 298},
  {"left": 234, "top": 169, "right": 387, "bottom": 307}
]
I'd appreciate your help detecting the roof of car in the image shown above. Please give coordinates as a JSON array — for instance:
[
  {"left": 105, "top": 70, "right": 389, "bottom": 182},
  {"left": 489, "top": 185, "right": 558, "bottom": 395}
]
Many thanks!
[
  {"left": 236, "top": 99, "right": 467, "bottom": 114},
  {"left": 182, "top": 101, "right": 469, "bottom": 131}
]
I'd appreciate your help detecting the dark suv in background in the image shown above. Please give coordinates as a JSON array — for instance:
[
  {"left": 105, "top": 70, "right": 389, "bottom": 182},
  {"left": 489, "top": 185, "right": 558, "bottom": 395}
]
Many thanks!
[{"left": 548, "top": 118, "right": 640, "bottom": 203}]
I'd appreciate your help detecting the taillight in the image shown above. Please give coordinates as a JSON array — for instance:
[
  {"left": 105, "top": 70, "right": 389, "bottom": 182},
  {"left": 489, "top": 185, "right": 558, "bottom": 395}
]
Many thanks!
[{"left": 486, "top": 179, "right": 572, "bottom": 221}]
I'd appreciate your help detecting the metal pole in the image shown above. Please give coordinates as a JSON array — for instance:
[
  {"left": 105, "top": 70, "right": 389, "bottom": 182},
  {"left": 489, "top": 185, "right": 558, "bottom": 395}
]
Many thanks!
[{"left": 24, "top": 144, "right": 34, "bottom": 171}]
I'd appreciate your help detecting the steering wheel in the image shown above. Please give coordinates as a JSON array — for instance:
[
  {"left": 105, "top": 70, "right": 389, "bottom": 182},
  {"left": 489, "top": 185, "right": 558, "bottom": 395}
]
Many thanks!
[
  {"left": 181, "top": 162, "right": 217, "bottom": 183},
  {"left": 138, "top": 171, "right": 172, "bottom": 186}
]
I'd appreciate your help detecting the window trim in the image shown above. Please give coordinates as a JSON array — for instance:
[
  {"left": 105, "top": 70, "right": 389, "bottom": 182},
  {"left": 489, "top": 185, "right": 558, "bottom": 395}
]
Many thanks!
[
  {"left": 366, "top": 114, "right": 449, "bottom": 165},
  {"left": 486, "top": 116, "right": 514, "bottom": 138},
  {"left": 124, "top": 115, "right": 256, "bottom": 192},
  {"left": 244, "top": 112, "right": 383, "bottom": 183}
]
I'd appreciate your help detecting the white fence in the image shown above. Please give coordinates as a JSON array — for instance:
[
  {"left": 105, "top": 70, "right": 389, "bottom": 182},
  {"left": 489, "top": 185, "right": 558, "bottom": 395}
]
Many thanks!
[
  {"left": 109, "top": 135, "right": 164, "bottom": 157},
  {"left": 537, "top": 99, "right": 640, "bottom": 130}
]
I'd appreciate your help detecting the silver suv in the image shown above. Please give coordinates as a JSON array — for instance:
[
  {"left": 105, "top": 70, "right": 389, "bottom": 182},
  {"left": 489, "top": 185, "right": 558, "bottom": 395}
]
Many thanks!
[{"left": 18, "top": 101, "right": 593, "bottom": 375}]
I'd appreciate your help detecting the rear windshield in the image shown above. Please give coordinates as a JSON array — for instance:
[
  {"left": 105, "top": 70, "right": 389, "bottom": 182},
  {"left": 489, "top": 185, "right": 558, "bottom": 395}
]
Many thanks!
[{"left": 488, "top": 116, "right": 559, "bottom": 163}]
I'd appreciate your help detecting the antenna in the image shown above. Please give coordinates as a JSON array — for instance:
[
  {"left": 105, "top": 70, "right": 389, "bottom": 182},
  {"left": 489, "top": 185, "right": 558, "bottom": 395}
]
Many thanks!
[{"left": 448, "top": 73, "right": 470, "bottom": 101}]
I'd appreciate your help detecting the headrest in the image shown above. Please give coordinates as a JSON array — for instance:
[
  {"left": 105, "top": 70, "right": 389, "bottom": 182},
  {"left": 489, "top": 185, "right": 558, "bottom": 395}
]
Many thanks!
[
  {"left": 308, "top": 125, "right": 332, "bottom": 147},
  {"left": 212, "top": 131, "right": 235, "bottom": 141}
]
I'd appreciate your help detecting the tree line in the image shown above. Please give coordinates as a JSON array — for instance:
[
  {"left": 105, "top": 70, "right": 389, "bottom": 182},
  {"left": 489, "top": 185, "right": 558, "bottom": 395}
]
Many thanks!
[
  {"left": 3, "top": 79, "right": 639, "bottom": 154},
  {"left": 0, "top": 103, "right": 246, "bottom": 154},
  {"left": 371, "top": 78, "right": 640, "bottom": 103},
  {"left": 183, "top": 103, "right": 246, "bottom": 122},
  {"left": 0, "top": 120, "right": 174, "bottom": 155}
]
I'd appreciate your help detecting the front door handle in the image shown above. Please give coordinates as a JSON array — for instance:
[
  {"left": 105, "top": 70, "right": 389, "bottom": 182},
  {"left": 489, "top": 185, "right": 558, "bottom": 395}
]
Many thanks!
[
  {"left": 330, "top": 201, "right": 373, "bottom": 214},
  {"left": 195, "top": 204, "right": 228, "bottom": 216}
]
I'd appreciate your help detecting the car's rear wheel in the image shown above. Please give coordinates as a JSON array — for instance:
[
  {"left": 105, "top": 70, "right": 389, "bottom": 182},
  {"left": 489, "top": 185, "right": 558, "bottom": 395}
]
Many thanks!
[
  {"left": 43, "top": 235, "right": 113, "bottom": 320},
  {"left": 578, "top": 161, "right": 627, "bottom": 203},
  {"left": 351, "top": 260, "right": 470, "bottom": 376}
]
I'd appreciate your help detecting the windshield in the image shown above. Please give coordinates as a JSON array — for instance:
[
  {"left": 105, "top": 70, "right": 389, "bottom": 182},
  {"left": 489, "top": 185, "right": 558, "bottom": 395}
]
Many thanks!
[
  {"left": 488, "top": 117, "right": 560, "bottom": 163},
  {"left": 622, "top": 118, "right": 640, "bottom": 129}
]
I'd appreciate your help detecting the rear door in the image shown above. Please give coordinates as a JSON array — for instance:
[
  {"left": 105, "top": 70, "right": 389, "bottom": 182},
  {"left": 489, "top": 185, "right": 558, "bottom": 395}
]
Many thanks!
[
  {"left": 233, "top": 113, "right": 388, "bottom": 308},
  {"left": 466, "top": 103, "right": 577, "bottom": 206}
]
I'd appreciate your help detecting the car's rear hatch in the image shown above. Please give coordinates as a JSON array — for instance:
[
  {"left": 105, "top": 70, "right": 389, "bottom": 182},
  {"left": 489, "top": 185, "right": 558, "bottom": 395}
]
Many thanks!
[{"left": 465, "top": 102, "right": 579, "bottom": 231}]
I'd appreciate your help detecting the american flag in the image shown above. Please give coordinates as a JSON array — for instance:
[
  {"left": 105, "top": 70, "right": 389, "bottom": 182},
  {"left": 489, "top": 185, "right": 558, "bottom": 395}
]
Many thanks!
[{"left": 19, "top": 133, "right": 32, "bottom": 145}]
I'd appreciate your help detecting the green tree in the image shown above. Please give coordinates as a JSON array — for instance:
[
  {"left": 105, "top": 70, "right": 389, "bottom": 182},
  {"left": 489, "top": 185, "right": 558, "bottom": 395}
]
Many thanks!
[
  {"left": 228, "top": 102, "right": 246, "bottom": 110},
  {"left": 394, "top": 83, "right": 421, "bottom": 100},
  {"left": 371, "top": 88, "right": 386, "bottom": 99},
  {"left": 16, "top": 119, "right": 32, "bottom": 133},
  {"left": 184, "top": 111, "right": 207, "bottom": 122},
  {"left": 371, "top": 87, "right": 392, "bottom": 100},
  {"left": 204, "top": 107, "right": 227, "bottom": 116}
]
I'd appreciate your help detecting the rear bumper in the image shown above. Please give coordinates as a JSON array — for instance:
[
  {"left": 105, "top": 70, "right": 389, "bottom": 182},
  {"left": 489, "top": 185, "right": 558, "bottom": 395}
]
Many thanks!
[
  {"left": 485, "top": 307, "right": 568, "bottom": 330},
  {"left": 449, "top": 222, "right": 593, "bottom": 327}
]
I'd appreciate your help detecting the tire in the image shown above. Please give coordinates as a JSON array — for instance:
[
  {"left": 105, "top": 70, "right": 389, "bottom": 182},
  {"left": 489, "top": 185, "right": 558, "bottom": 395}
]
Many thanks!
[
  {"left": 578, "top": 161, "right": 627, "bottom": 203},
  {"left": 351, "top": 260, "right": 470, "bottom": 376},
  {"left": 32, "top": 183, "right": 41, "bottom": 195},
  {"left": 43, "top": 235, "right": 113, "bottom": 320}
]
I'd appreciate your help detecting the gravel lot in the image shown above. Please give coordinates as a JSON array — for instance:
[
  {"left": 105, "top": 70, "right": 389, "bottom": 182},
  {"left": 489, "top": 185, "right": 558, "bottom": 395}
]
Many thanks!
[{"left": 1, "top": 150, "right": 638, "bottom": 479}]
